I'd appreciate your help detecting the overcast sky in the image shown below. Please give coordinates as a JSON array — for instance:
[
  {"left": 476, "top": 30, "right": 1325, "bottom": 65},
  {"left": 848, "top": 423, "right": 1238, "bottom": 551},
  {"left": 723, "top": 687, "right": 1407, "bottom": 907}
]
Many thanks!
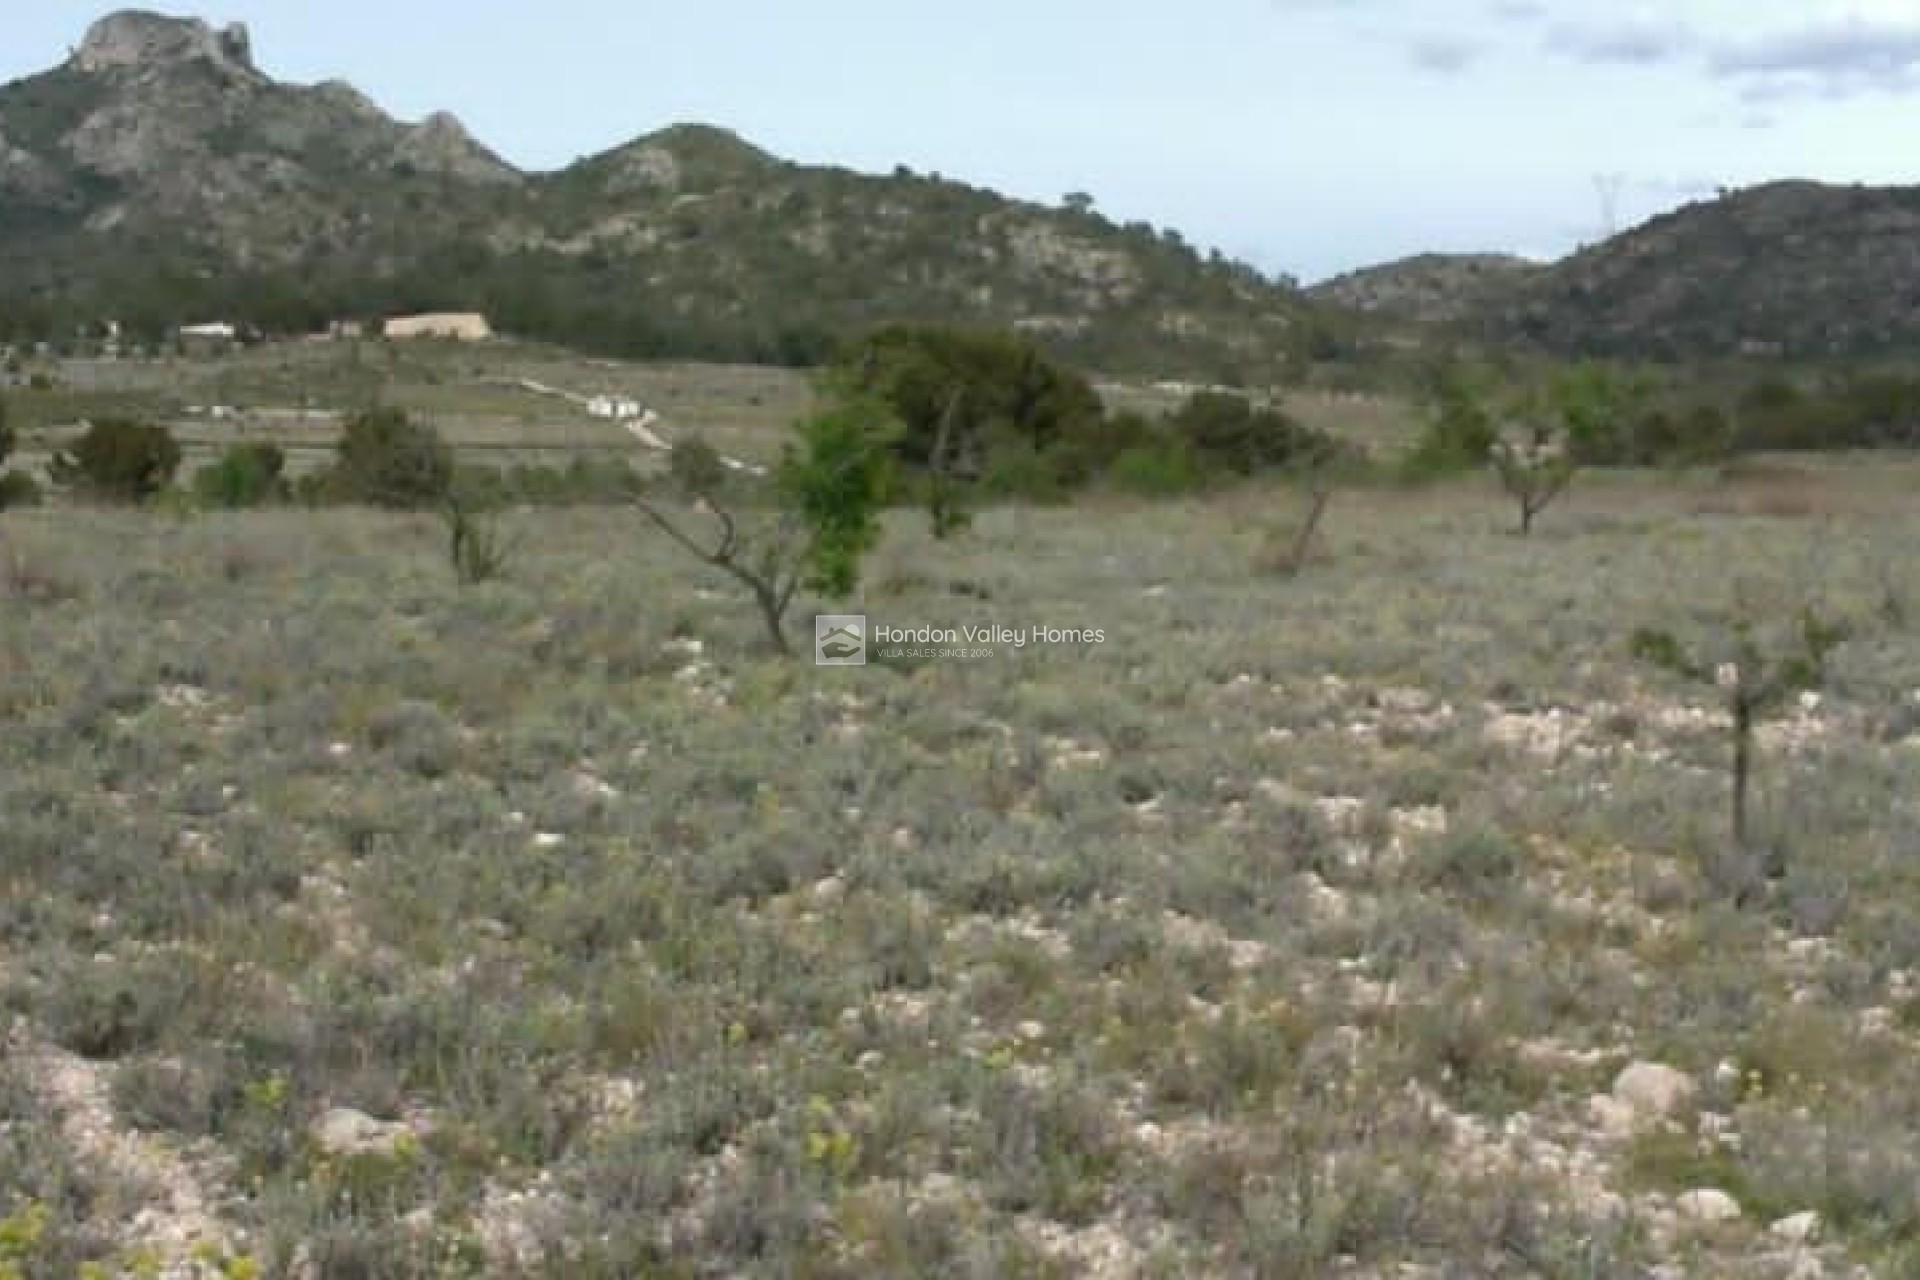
[{"left": 7, "top": 2, "right": 1920, "bottom": 281}]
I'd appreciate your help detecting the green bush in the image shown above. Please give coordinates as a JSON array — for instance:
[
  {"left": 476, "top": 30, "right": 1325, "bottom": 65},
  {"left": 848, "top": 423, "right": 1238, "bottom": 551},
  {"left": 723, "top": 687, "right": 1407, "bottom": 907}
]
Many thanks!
[
  {"left": 1106, "top": 439, "right": 1204, "bottom": 496},
  {"left": 0, "top": 471, "right": 40, "bottom": 509},
  {"left": 1404, "top": 365, "right": 1499, "bottom": 476},
  {"left": 839, "top": 324, "right": 1109, "bottom": 485},
  {"left": 327, "top": 407, "right": 452, "bottom": 508},
  {"left": 48, "top": 418, "right": 181, "bottom": 503},
  {"left": 1169, "top": 391, "right": 1341, "bottom": 477},
  {"left": 193, "top": 442, "right": 288, "bottom": 509}
]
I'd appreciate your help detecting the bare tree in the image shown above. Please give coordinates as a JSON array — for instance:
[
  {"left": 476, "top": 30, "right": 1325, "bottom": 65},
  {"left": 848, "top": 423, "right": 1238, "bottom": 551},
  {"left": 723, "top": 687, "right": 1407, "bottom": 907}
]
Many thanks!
[
  {"left": 1261, "top": 437, "right": 1344, "bottom": 576},
  {"left": 440, "top": 477, "right": 518, "bottom": 586},
  {"left": 925, "top": 389, "right": 972, "bottom": 540},
  {"left": 636, "top": 411, "right": 892, "bottom": 656},
  {"left": 1490, "top": 425, "right": 1575, "bottom": 536},
  {"left": 1632, "top": 607, "right": 1848, "bottom": 882}
]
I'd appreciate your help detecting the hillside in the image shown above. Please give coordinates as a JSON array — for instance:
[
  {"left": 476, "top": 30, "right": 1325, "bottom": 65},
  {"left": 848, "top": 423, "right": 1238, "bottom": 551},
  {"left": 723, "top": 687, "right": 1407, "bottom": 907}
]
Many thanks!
[
  {"left": 1309, "top": 252, "right": 1542, "bottom": 325},
  {"left": 0, "top": 10, "right": 1321, "bottom": 376},
  {"left": 1479, "top": 181, "right": 1920, "bottom": 361}
]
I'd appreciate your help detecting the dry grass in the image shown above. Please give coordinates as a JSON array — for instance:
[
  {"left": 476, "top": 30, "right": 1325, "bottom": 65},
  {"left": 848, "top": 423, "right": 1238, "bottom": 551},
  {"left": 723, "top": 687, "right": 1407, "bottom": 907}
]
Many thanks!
[{"left": 1, "top": 463, "right": 1917, "bottom": 1277}]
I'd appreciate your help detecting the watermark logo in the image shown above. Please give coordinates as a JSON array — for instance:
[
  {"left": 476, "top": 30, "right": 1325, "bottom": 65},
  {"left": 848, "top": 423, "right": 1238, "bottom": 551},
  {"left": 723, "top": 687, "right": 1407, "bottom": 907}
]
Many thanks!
[{"left": 815, "top": 615, "right": 868, "bottom": 666}]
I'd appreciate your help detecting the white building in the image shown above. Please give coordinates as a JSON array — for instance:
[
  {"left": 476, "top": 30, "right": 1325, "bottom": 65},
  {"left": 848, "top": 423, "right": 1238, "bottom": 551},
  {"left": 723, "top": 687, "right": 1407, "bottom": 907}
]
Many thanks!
[
  {"left": 587, "top": 395, "right": 644, "bottom": 420},
  {"left": 384, "top": 313, "right": 493, "bottom": 342}
]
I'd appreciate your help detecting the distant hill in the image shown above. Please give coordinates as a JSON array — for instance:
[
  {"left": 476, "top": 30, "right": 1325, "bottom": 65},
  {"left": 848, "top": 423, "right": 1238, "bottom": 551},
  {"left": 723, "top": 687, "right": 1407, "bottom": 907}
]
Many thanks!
[
  {"left": 1476, "top": 181, "right": 1920, "bottom": 361},
  {"left": 1309, "top": 253, "right": 1542, "bottom": 325},
  {"left": 0, "top": 10, "right": 1325, "bottom": 376}
]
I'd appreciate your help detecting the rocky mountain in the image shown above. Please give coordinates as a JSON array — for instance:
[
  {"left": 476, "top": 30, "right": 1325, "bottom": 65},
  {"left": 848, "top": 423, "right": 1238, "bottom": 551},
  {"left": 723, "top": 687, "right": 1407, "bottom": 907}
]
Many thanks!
[
  {"left": 1476, "top": 181, "right": 1920, "bottom": 361},
  {"left": 1309, "top": 253, "right": 1542, "bottom": 325},
  {"left": 0, "top": 10, "right": 1321, "bottom": 375}
]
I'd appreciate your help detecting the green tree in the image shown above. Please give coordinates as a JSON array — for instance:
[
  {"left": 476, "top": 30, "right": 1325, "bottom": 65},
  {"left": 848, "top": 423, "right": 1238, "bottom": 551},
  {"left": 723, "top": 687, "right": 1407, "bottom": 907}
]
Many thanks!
[
  {"left": 1551, "top": 361, "right": 1657, "bottom": 464},
  {"left": 1168, "top": 391, "right": 1334, "bottom": 477},
  {"left": 1406, "top": 365, "right": 1498, "bottom": 475},
  {"left": 49, "top": 419, "right": 182, "bottom": 503},
  {"left": 329, "top": 407, "right": 452, "bottom": 508},
  {"left": 193, "top": 442, "right": 287, "bottom": 509},
  {"left": 636, "top": 399, "right": 896, "bottom": 655},
  {"left": 841, "top": 325, "right": 1107, "bottom": 487}
]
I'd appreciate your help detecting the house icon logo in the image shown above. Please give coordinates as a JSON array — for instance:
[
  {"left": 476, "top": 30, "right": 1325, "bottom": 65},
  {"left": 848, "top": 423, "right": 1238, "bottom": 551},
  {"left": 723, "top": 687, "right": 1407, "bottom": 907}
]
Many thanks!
[{"left": 815, "top": 615, "right": 867, "bottom": 666}]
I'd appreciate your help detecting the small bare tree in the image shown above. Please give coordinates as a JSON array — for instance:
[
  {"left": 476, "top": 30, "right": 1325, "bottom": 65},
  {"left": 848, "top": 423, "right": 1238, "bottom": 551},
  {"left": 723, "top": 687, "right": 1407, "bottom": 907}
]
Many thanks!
[
  {"left": 440, "top": 476, "right": 518, "bottom": 586},
  {"left": 925, "top": 389, "right": 972, "bottom": 541},
  {"left": 1260, "top": 435, "right": 1345, "bottom": 577},
  {"left": 636, "top": 406, "right": 892, "bottom": 655},
  {"left": 1490, "top": 424, "right": 1575, "bottom": 536},
  {"left": 1632, "top": 607, "right": 1847, "bottom": 879}
]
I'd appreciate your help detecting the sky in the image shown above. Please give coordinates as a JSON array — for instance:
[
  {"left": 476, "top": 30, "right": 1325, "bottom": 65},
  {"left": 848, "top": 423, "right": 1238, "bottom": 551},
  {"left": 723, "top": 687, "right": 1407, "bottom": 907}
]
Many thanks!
[{"left": 8, "top": 1, "right": 1920, "bottom": 282}]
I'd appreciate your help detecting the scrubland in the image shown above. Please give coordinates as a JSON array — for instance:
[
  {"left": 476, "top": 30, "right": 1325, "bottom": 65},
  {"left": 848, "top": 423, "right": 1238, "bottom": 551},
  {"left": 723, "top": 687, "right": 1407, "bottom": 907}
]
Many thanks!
[{"left": 3, "top": 465, "right": 1918, "bottom": 1278}]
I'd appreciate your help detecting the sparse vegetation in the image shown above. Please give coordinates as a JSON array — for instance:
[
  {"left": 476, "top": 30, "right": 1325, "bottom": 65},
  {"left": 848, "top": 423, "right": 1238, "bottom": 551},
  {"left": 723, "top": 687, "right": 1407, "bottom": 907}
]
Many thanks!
[
  {"left": 2, "top": 458, "right": 1915, "bottom": 1275},
  {"left": 10, "top": 12, "right": 1920, "bottom": 1275}
]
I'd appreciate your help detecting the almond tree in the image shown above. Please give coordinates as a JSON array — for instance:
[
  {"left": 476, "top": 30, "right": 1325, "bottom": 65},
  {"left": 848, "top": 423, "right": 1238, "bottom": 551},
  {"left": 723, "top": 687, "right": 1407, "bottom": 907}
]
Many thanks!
[
  {"left": 636, "top": 400, "right": 894, "bottom": 655},
  {"left": 1490, "top": 424, "right": 1574, "bottom": 536},
  {"left": 1631, "top": 608, "right": 1847, "bottom": 869}
]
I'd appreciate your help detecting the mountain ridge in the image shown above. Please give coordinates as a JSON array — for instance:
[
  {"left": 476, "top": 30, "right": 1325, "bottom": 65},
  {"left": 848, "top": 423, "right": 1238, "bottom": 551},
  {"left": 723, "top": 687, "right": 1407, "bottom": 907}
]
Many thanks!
[{"left": 0, "top": 9, "right": 1323, "bottom": 376}]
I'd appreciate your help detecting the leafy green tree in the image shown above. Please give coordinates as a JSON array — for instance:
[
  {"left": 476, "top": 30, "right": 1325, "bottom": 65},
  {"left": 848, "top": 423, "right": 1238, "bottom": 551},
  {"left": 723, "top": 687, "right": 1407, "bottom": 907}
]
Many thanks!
[
  {"left": 49, "top": 419, "right": 181, "bottom": 503},
  {"left": 1551, "top": 361, "right": 1657, "bottom": 464},
  {"left": 777, "top": 397, "right": 897, "bottom": 595},
  {"left": 1406, "top": 365, "right": 1498, "bottom": 475},
  {"left": 329, "top": 407, "right": 452, "bottom": 508},
  {"left": 1168, "top": 392, "right": 1334, "bottom": 477},
  {"left": 841, "top": 325, "right": 1107, "bottom": 487},
  {"left": 193, "top": 442, "right": 288, "bottom": 509}
]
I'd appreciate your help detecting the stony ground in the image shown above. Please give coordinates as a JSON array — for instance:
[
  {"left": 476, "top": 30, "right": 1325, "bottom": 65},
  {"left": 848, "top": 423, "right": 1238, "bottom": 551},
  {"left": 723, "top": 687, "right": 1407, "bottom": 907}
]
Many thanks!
[{"left": 2, "top": 470, "right": 1918, "bottom": 1277}]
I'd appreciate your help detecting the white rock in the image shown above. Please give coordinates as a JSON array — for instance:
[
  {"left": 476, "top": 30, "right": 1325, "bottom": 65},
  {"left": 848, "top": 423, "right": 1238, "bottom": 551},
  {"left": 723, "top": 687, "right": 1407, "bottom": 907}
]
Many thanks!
[
  {"left": 569, "top": 771, "right": 619, "bottom": 801},
  {"left": 311, "top": 1107, "right": 411, "bottom": 1159},
  {"left": 1770, "top": 1210, "right": 1822, "bottom": 1245},
  {"left": 1676, "top": 1188, "right": 1742, "bottom": 1225},
  {"left": 1612, "top": 1061, "right": 1696, "bottom": 1122},
  {"left": 1586, "top": 1094, "right": 1638, "bottom": 1141}
]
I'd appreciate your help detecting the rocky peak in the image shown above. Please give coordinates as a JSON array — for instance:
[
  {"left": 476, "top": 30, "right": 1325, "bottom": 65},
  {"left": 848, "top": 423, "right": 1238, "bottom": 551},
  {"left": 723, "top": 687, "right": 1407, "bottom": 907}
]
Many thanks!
[
  {"left": 398, "top": 111, "right": 522, "bottom": 185},
  {"left": 72, "top": 10, "right": 258, "bottom": 78}
]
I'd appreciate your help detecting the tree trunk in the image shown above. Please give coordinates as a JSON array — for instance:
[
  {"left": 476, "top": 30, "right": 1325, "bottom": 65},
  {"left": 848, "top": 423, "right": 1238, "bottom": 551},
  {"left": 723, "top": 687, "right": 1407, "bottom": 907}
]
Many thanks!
[
  {"left": 750, "top": 582, "right": 791, "bottom": 656},
  {"left": 1288, "top": 489, "right": 1332, "bottom": 572}
]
